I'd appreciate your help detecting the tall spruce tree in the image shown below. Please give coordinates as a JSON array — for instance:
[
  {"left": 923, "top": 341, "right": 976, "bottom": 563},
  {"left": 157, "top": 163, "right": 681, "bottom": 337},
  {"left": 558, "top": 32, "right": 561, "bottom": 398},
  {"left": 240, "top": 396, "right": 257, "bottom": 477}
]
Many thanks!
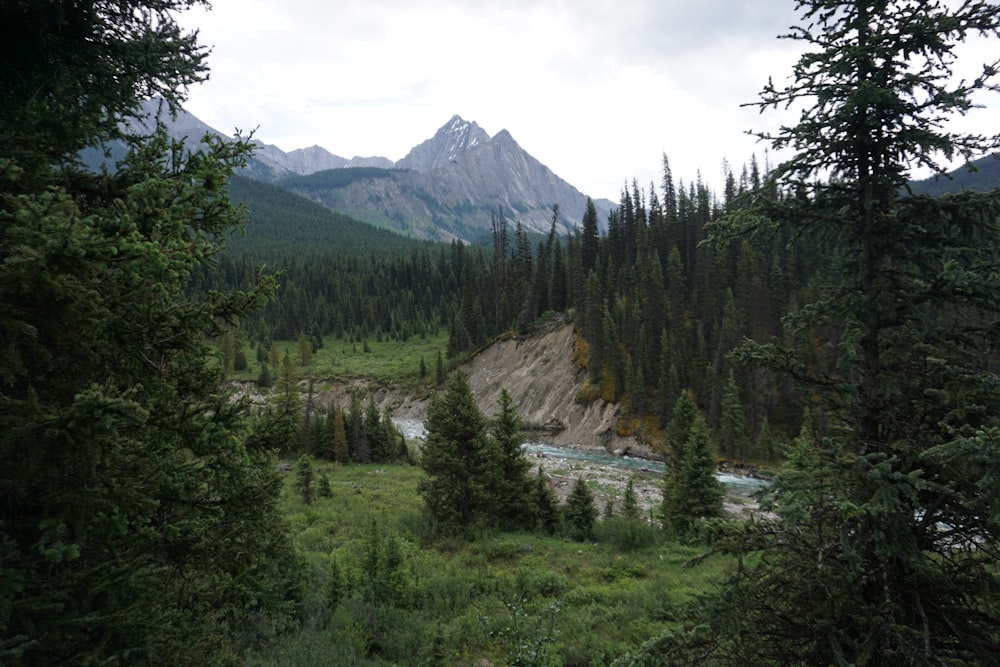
[
  {"left": 532, "top": 467, "right": 560, "bottom": 535},
  {"left": 417, "top": 371, "right": 491, "bottom": 533},
  {"left": 624, "top": 2, "right": 1000, "bottom": 664},
  {"left": 662, "top": 411, "right": 723, "bottom": 537},
  {"left": 0, "top": 2, "right": 303, "bottom": 662},
  {"left": 331, "top": 405, "right": 350, "bottom": 463},
  {"left": 564, "top": 477, "right": 598, "bottom": 542},
  {"left": 488, "top": 388, "right": 534, "bottom": 530}
]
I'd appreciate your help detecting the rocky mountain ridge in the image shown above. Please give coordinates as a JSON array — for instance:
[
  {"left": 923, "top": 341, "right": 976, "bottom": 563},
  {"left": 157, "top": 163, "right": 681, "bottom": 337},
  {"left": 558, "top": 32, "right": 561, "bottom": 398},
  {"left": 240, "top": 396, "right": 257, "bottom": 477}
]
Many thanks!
[{"left": 132, "top": 99, "right": 614, "bottom": 242}]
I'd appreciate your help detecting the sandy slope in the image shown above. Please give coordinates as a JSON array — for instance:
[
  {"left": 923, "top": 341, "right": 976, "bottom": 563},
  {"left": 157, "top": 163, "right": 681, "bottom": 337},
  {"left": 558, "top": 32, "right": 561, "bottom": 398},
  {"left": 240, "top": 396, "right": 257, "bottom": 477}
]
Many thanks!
[{"left": 390, "top": 322, "right": 648, "bottom": 454}]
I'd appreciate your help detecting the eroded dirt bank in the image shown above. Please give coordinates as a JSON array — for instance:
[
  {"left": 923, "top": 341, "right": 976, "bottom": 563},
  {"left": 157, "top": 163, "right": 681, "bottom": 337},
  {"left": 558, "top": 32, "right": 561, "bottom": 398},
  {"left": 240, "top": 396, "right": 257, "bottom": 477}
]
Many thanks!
[{"left": 386, "top": 323, "right": 648, "bottom": 455}]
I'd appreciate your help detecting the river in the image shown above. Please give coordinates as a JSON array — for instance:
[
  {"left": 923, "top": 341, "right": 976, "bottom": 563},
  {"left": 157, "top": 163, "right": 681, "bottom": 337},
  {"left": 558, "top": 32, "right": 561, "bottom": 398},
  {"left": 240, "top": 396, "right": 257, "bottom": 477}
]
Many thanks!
[{"left": 393, "top": 418, "right": 769, "bottom": 491}]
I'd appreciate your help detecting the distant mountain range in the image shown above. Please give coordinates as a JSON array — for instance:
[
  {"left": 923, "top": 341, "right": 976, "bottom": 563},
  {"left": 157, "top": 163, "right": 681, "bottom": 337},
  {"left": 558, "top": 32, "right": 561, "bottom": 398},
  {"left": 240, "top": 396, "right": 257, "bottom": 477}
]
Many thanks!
[
  {"left": 90, "top": 100, "right": 997, "bottom": 246},
  {"left": 123, "top": 99, "right": 614, "bottom": 243}
]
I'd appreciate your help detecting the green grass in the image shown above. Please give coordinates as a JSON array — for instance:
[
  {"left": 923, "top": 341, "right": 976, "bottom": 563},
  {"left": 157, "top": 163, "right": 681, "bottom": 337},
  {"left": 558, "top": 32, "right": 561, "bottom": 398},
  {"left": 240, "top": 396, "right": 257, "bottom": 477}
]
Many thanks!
[
  {"left": 229, "top": 330, "right": 453, "bottom": 386},
  {"left": 247, "top": 460, "right": 736, "bottom": 667}
]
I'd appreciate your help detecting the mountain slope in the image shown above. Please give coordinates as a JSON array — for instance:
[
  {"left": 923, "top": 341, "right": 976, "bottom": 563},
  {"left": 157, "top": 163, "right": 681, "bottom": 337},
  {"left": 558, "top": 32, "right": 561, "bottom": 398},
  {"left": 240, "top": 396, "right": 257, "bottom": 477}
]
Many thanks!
[
  {"left": 225, "top": 175, "right": 430, "bottom": 259},
  {"left": 909, "top": 153, "right": 1000, "bottom": 196},
  {"left": 91, "top": 100, "right": 615, "bottom": 243},
  {"left": 277, "top": 116, "right": 612, "bottom": 242}
]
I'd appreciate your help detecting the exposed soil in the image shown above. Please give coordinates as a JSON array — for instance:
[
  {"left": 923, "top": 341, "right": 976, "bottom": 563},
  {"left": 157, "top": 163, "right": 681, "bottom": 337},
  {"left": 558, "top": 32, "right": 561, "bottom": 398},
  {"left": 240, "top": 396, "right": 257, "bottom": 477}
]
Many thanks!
[{"left": 390, "top": 321, "right": 639, "bottom": 453}]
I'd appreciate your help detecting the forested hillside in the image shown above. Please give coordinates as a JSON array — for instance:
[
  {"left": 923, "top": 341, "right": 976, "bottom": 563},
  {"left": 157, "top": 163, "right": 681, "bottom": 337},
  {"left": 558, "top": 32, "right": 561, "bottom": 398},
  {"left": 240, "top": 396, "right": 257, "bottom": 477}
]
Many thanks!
[
  {"left": 909, "top": 152, "right": 1000, "bottom": 196},
  {"left": 226, "top": 174, "right": 428, "bottom": 259}
]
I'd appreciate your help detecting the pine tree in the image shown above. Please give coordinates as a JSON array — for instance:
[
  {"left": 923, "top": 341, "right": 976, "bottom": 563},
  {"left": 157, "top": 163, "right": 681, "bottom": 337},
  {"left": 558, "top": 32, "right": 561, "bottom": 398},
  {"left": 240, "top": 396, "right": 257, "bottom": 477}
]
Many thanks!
[
  {"left": 365, "top": 395, "right": 390, "bottom": 462},
  {"left": 220, "top": 330, "right": 236, "bottom": 375},
  {"left": 257, "top": 363, "right": 273, "bottom": 388},
  {"left": 666, "top": 390, "right": 698, "bottom": 468},
  {"left": 487, "top": 388, "right": 533, "bottom": 530},
  {"left": 297, "top": 331, "right": 313, "bottom": 365},
  {"left": 621, "top": 478, "right": 641, "bottom": 522},
  {"left": 0, "top": 3, "right": 302, "bottom": 661},
  {"left": 662, "top": 392, "right": 722, "bottom": 536},
  {"left": 347, "top": 392, "right": 368, "bottom": 463},
  {"left": 564, "top": 477, "right": 597, "bottom": 541},
  {"left": 583, "top": 271, "right": 605, "bottom": 382},
  {"left": 267, "top": 350, "right": 303, "bottom": 455},
  {"left": 531, "top": 467, "right": 560, "bottom": 535},
  {"left": 435, "top": 349, "right": 446, "bottom": 385},
  {"left": 232, "top": 327, "right": 248, "bottom": 371},
  {"left": 603, "top": 497, "right": 616, "bottom": 521},
  {"left": 580, "top": 198, "right": 600, "bottom": 278},
  {"left": 331, "top": 405, "right": 350, "bottom": 463},
  {"left": 317, "top": 470, "right": 333, "bottom": 498},
  {"left": 718, "top": 369, "right": 748, "bottom": 461},
  {"left": 294, "top": 454, "right": 315, "bottom": 505},
  {"left": 417, "top": 371, "right": 491, "bottom": 533}
]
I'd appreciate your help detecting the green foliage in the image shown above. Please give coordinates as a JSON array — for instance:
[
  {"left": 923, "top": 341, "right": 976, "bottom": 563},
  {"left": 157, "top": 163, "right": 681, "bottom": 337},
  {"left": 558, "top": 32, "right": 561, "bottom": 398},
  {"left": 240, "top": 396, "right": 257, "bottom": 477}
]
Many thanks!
[
  {"left": 317, "top": 470, "right": 333, "bottom": 498},
  {"left": 295, "top": 454, "right": 316, "bottom": 505},
  {"left": 418, "top": 371, "right": 492, "bottom": 532},
  {"left": 0, "top": 0, "right": 209, "bottom": 177},
  {"left": 225, "top": 174, "right": 425, "bottom": 260},
  {"left": 0, "top": 2, "right": 303, "bottom": 662},
  {"left": 331, "top": 405, "right": 349, "bottom": 463},
  {"left": 621, "top": 478, "right": 641, "bottom": 521},
  {"left": 531, "top": 468, "right": 561, "bottom": 535},
  {"left": 662, "top": 413, "right": 723, "bottom": 538},
  {"left": 630, "top": 2, "right": 1000, "bottom": 665},
  {"left": 489, "top": 388, "right": 535, "bottom": 530},
  {"left": 251, "top": 461, "right": 735, "bottom": 667},
  {"left": 666, "top": 391, "right": 697, "bottom": 466}
]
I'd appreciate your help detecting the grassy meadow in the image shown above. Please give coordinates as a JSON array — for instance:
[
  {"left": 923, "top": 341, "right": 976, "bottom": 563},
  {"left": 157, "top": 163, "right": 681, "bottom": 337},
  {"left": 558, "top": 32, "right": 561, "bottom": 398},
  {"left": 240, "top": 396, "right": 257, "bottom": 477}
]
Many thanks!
[
  {"left": 246, "top": 460, "right": 736, "bottom": 667},
  {"left": 229, "top": 330, "right": 453, "bottom": 386}
]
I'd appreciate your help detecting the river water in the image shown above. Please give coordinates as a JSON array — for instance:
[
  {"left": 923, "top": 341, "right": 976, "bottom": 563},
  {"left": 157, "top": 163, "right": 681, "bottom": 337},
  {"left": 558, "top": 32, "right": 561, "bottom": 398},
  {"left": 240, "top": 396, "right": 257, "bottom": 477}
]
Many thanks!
[{"left": 393, "top": 418, "right": 769, "bottom": 491}]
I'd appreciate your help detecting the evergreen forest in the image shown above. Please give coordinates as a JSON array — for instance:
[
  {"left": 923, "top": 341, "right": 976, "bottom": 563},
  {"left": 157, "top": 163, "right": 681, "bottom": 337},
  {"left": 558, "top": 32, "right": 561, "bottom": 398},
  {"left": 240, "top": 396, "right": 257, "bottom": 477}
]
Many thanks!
[{"left": 3, "top": 1, "right": 1000, "bottom": 665}]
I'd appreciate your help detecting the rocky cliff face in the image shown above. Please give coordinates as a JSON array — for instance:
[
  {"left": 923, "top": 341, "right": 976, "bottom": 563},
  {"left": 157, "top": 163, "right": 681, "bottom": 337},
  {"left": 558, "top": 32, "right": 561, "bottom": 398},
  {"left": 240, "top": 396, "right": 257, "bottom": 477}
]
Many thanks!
[
  {"left": 388, "top": 323, "right": 647, "bottom": 455},
  {"left": 395, "top": 115, "right": 491, "bottom": 172}
]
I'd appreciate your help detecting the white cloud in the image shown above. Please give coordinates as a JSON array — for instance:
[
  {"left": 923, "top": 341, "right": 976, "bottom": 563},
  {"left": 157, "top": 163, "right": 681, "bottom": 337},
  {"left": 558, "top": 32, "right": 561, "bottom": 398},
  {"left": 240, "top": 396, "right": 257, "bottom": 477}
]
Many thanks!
[{"left": 176, "top": 0, "right": 998, "bottom": 203}]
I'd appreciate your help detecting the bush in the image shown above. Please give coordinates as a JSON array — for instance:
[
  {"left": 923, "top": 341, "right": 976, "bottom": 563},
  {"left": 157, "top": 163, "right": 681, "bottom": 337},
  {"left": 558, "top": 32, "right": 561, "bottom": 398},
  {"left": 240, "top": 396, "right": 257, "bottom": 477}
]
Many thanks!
[{"left": 595, "top": 518, "right": 659, "bottom": 551}]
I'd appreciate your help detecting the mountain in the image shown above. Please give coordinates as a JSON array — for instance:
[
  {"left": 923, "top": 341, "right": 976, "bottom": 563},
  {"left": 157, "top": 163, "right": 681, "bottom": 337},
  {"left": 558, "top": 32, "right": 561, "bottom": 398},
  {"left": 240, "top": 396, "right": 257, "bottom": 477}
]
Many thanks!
[
  {"left": 246, "top": 140, "right": 393, "bottom": 180},
  {"left": 274, "top": 118, "right": 613, "bottom": 242},
  {"left": 395, "top": 115, "right": 491, "bottom": 171},
  {"left": 909, "top": 153, "right": 1000, "bottom": 196},
  {"left": 112, "top": 100, "right": 614, "bottom": 243}
]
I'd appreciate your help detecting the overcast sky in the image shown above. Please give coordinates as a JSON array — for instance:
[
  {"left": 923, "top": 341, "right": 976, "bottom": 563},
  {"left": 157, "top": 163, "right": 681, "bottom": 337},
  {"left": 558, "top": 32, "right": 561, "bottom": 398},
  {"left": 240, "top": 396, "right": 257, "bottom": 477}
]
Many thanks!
[{"left": 176, "top": 0, "right": 998, "bottom": 203}]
